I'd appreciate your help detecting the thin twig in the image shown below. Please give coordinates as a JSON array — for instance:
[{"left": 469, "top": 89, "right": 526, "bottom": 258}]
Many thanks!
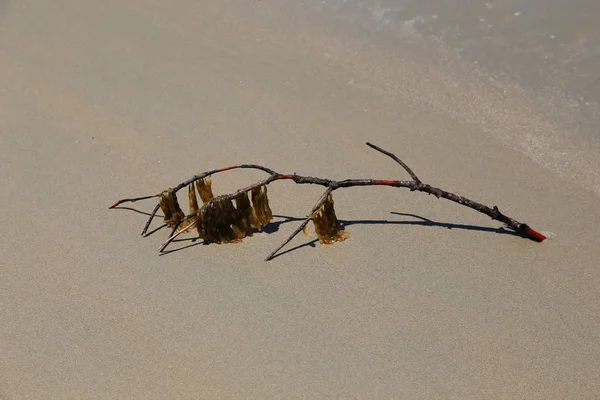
[
  {"left": 142, "top": 203, "right": 161, "bottom": 236},
  {"left": 159, "top": 219, "right": 184, "bottom": 253},
  {"left": 109, "top": 194, "right": 159, "bottom": 209},
  {"left": 366, "top": 142, "right": 421, "bottom": 183},
  {"left": 265, "top": 188, "right": 333, "bottom": 261},
  {"left": 158, "top": 219, "right": 198, "bottom": 252},
  {"left": 108, "top": 165, "right": 280, "bottom": 209}
]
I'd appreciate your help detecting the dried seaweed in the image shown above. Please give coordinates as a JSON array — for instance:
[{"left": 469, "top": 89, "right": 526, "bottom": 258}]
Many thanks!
[
  {"left": 233, "top": 191, "right": 254, "bottom": 238},
  {"left": 251, "top": 185, "right": 272, "bottom": 229},
  {"left": 311, "top": 194, "right": 348, "bottom": 244},
  {"left": 188, "top": 183, "right": 199, "bottom": 215},
  {"left": 158, "top": 189, "right": 185, "bottom": 228},
  {"left": 196, "top": 176, "right": 214, "bottom": 205},
  {"left": 199, "top": 195, "right": 241, "bottom": 243}
]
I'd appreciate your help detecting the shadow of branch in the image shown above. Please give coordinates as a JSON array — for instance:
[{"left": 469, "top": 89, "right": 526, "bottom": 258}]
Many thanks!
[
  {"left": 115, "top": 207, "right": 519, "bottom": 258},
  {"left": 110, "top": 206, "right": 162, "bottom": 217},
  {"left": 365, "top": 212, "right": 518, "bottom": 237}
]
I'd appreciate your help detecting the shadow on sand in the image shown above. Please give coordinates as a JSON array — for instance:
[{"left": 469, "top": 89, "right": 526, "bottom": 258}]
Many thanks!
[{"left": 111, "top": 206, "right": 519, "bottom": 258}]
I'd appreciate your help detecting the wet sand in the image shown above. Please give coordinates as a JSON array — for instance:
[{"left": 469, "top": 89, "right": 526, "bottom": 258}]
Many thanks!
[{"left": 1, "top": 1, "right": 599, "bottom": 398}]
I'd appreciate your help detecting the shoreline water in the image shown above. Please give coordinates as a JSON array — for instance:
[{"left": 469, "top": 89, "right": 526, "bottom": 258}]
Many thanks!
[{"left": 230, "top": 0, "right": 600, "bottom": 195}]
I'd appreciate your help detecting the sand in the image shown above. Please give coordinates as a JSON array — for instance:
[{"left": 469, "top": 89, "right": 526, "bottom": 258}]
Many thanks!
[{"left": 1, "top": 1, "right": 599, "bottom": 399}]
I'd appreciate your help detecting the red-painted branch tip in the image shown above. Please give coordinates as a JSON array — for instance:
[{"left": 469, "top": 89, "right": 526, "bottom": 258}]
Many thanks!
[{"left": 523, "top": 225, "right": 547, "bottom": 242}]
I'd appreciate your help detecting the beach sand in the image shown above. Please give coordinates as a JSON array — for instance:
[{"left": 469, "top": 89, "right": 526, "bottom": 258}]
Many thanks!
[{"left": 1, "top": 1, "right": 599, "bottom": 398}]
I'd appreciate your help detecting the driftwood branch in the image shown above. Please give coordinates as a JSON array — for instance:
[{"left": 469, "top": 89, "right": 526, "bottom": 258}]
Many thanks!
[{"left": 109, "top": 142, "right": 546, "bottom": 261}]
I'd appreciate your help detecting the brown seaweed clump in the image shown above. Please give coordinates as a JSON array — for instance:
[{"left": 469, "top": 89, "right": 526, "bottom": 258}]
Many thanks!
[
  {"left": 158, "top": 189, "right": 186, "bottom": 228},
  {"left": 197, "top": 195, "right": 241, "bottom": 243},
  {"left": 233, "top": 191, "right": 254, "bottom": 238},
  {"left": 160, "top": 178, "right": 212, "bottom": 234},
  {"left": 196, "top": 176, "right": 214, "bottom": 204},
  {"left": 311, "top": 193, "right": 348, "bottom": 244},
  {"left": 171, "top": 177, "right": 214, "bottom": 235},
  {"left": 191, "top": 184, "right": 274, "bottom": 244},
  {"left": 188, "top": 183, "right": 200, "bottom": 215},
  {"left": 251, "top": 185, "right": 273, "bottom": 230}
]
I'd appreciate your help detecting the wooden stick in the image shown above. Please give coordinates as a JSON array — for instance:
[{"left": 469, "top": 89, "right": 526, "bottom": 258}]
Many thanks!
[
  {"left": 109, "top": 142, "right": 546, "bottom": 261},
  {"left": 264, "top": 188, "right": 334, "bottom": 261}
]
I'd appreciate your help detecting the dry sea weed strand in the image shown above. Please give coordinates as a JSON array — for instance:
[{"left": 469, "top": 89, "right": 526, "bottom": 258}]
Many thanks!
[
  {"left": 251, "top": 185, "right": 273, "bottom": 229},
  {"left": 159, "top": 189, "right": 185, "bottom": 228},
  {"left": 196, "top": 176, "right": 214, "bottom": 205},
  {"left": 201, "top": 195, "right": 240, "bottom": 243},
  {"left": 188, "top": 183, "right": 199, "bottom": 215},
  {"left": 312, "top": 194, "right": 348, "bottom": 244},
  {"left": 178, "top": 183, "right": 200, "bottom": 234},
  {"left": 234, "top": 191, "right": 254, "bottom": 238}
]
